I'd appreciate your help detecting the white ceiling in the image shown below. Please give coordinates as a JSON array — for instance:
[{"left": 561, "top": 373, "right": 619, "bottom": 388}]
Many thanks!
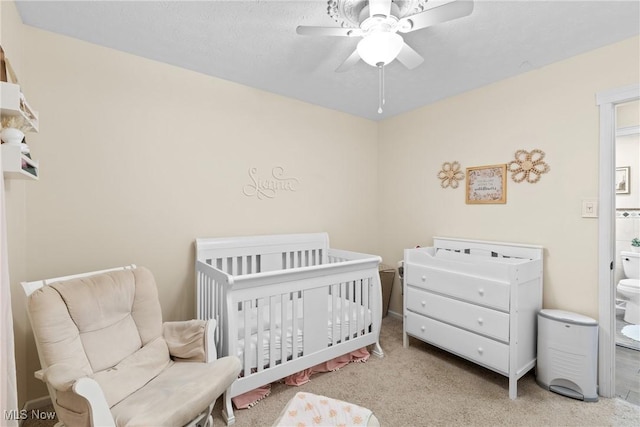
[{"left": 14, "top": 0, "right": 640, "bottom": 121}]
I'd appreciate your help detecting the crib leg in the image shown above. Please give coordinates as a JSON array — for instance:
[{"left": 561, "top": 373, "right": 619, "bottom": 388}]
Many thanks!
[
  {"left": 371, "top": 341, "right": 384, "bottom": 358},
  {"left": 222, "top": 391, "right": 235, "bottom": 426}
]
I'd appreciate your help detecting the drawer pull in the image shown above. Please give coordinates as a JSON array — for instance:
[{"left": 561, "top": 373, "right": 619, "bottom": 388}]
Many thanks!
[
  {"left": 421, "top": 275, "right": 427, "bottom": 282},
  {"left": 420, "top": 326, "right": 426, "bottom": 332},
  {"left": 421, "top": 300, "right": 426, "bottom": 307},
  {"left": 478, "top": 288, "right": 485, "bottom": 296},
  {"left": 477, "top": 317, "right": 484, "bottom": 325},
  {"left": 477, "top": 347, "right": 484, "bottom": 355}
]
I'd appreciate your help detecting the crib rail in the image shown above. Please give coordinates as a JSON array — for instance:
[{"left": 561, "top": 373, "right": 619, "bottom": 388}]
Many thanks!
[
  {"left": 228, "top": 259, "right": 380, "bottom": 396},
  {"left": 196, "top": 248, "right": 383, "bottom": 398},
  {"left": 197, "top": 252, "right": 381, "bottom": 347},
  {"left": 196, "top": 233, "right": 331, "bottom": 274}
]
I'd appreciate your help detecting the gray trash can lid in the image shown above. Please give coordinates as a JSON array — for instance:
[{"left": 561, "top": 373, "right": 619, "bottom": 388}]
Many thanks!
[{"left": 538, "top": 309, "right": 597, "bottom": 326}]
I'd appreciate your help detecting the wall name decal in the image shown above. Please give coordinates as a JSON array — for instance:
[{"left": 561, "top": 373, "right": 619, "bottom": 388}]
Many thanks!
[{"left": 242, "top": 166, "right": 300, "bottom": 200}]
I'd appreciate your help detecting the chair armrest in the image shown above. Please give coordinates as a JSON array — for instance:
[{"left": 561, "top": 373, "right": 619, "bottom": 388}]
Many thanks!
[
  {"left": 41, "top": 364, "right": 90, "bottom": 392},
  {"left": 205, "top": 319, "right": 217, "bottom": 362},
  {"left": 163, "top": 319, "right": 217, "bottom": 362},
  {"left": 42, "top": 365, "right": 115, "bottom": 427},
  {"left": 73, "top": 378, "right": 115, "bottom": 427}
]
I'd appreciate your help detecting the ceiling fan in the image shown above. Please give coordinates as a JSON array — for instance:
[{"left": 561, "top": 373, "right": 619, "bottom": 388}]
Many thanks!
[{"left": 296, "top": 0, "right": 474, "bottom": 72}]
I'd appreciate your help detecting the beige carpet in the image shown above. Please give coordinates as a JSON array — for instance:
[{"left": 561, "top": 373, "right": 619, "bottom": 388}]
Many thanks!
[{"left": 24, "top": 316, "right": 640, "bottom": 426}]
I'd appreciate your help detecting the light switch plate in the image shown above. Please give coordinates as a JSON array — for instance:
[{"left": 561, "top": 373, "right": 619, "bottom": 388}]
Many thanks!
[{"left": 582, "top": 199, "right": 598, "bottom": 218}]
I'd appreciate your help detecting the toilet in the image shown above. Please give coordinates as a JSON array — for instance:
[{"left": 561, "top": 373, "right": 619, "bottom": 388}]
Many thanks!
[{"left": 618, "top": 251, "right": 640, "bottom": 324}]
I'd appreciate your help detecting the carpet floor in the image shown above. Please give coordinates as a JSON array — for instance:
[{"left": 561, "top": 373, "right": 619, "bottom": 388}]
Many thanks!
[{"left": 23, "top": 316, "right": 640, "bottom": 426}]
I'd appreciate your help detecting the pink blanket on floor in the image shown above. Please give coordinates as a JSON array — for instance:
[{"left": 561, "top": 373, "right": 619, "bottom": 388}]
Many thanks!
[
  {"left": 274, "top": 392, "right": 373, "bottom": 427},
  {"left": 232, "top": 348, "right": 370, "bottom": 409}
]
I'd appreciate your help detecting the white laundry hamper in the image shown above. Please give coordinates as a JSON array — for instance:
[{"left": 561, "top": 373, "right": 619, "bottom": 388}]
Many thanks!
[{"left": 536, "top": 309, "right": 598, "bottom": 402}]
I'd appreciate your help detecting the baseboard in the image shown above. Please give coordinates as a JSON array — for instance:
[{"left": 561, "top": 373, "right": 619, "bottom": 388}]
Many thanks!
[
  {"left": 18, "top": 396, "right": 53, "bottom": 427},
  {"left": 386, "top": 309, "right": 402, "bottom": 321}
]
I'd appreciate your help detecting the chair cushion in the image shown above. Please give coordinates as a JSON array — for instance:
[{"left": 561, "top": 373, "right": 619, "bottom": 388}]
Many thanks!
[
  {"left": 93, "top": 336, "right": 172, "bottom": 407},
  {"left": 29, "top": 267, "right": 170, "bottom": 409},
  {"left": 49, "top": 267, "right": 163, "bottom": 372},
  {"left": 28, "top": 286, "right": 94, "bottom": 377},
  {"left": 110, "top": 356, "right": 242, "bottom": 427}
]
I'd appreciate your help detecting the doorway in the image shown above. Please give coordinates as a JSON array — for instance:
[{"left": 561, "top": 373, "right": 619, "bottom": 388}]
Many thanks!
[
  {"left": 613, "top": 101, "right": 640, "bottom": 404},
  {"left": 597, "top": 84, "right": 640, "bottom": 399}
]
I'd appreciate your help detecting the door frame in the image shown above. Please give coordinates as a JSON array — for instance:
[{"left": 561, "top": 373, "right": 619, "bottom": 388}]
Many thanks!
[{"left": 596, "top": 83, "right": 639, "bottom": 398}]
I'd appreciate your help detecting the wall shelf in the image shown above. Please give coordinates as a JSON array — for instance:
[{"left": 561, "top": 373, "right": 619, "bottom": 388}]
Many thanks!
[
  {"left": 0, "top": 82, "right": 39, "bottom": 132},
  {"left": 1, "top": 144, "right": 38, "bottom": 180},
  {"left": 1, "top": 81, "right": 40, "bottom": 180}
]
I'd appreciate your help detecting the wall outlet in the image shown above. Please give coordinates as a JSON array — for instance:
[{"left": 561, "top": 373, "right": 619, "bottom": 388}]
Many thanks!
[{"left": 582, "top": 199, "right": 598, "bottom": 218}]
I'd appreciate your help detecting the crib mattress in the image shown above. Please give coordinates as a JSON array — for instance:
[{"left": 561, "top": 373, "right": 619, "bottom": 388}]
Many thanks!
[{"left": 235, "top": 296, "right": 371, "bottom": 369}]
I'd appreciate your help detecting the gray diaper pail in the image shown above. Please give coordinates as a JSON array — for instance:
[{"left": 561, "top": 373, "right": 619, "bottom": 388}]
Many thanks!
[{"left": 536, "top": 309, "right": 599, "bottom": 402}]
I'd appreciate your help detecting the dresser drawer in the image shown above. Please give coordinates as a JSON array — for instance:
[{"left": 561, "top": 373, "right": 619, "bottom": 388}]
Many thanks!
[
  {"left": 405, "top": 311, "right": 509, "bottom": 374},
  {"left": 405, "top": 287, "right": 510, "bottom": 343},
  {"left": 406, "top": 262, "right": 509, "bottom": 311}
]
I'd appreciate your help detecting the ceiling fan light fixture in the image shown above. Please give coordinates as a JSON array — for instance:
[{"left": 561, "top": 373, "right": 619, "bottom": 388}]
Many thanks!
[{"left": 356, "top": 31, "right": 403, "bottom": 66}]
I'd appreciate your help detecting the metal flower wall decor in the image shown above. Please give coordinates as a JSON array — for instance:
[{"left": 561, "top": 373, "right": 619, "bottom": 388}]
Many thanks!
[
  {"left": 507, "top": 149, "right": 550, "bottom": 183},
  {"left": 438, "top": 161, "right": 465, "bottom": 188}
]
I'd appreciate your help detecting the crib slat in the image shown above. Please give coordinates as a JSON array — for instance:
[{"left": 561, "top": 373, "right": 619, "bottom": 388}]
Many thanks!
[
  {"left": 364, "top": 277, "right": 371, "bottom": 333},
  {"left": 281, "top": 294, "right": 287, "bottom": 364},
  {"left": 197, "top": 270, "right": 204, "bottom": 318},
  {"left": 243, "top": 301, "right": 251, "bottom": 375},
  {"left": 216, "top": 277, "right": 223, "bottom": 352},
  {"left": 292, "top": 292, "right": 299, "bottom": 359},
  {"left": 256, "top": 298, "right": 265, "bottom": 372},
  {"left": 331, "top": 284, "right": 338, "bottom": 345},
  {"left": 355, "top": 279, "right": 362, "bottom": 337},
  {"left": 269, "top": 296, "right": 277, "bottom": 368},
  {"left": 340, "top": 282, "right": 348, "bottom": 341}
]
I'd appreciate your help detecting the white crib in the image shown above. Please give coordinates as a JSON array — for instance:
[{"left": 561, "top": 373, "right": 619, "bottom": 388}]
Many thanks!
[{"left": 195, "top": 233, "right": 384, "bottom": 425}]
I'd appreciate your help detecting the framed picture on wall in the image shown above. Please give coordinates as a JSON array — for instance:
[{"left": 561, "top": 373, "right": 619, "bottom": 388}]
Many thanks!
[
  {"left": 466, "top": 164, "right": 507, "bottom": 204},
  {"left": 616, "top": 166, "right": 630, "bottom": 194}
]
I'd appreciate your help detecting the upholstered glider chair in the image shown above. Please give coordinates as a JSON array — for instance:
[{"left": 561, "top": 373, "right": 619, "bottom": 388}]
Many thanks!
[{"left": 22, "top": 265, "right": 241, "bottom": 427}]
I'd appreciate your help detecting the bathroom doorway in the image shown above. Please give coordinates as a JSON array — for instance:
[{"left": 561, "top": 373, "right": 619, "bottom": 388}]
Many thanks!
[
  {"left": 597, "top": 85, "right": 640, "bottom": 400},
  {"left": 613, "top": 100, "right": 640, "bottom": 405}
]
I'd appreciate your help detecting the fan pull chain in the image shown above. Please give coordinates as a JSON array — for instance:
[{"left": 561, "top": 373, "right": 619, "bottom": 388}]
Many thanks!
[{"left": 378, "top": 63, "right": 385, "bottom": 114}]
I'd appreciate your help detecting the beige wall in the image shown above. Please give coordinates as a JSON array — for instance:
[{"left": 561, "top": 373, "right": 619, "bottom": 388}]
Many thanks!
[
  {"left": 379, "top": 36, "right": 640, "bottom": 319},
  {"left": 1, "top": 0, "right": 30, "bottom": 406},
  {"left": 3, "top": 1, "right": 639, "bottom": 405},
  {"left": 11, "top": 23, "right": 379, "bottom": 402}
]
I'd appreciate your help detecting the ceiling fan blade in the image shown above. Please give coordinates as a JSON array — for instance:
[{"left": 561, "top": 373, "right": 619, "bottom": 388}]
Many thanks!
[
  {"left": 296, "top": 26, "right": 362, "bottom": 37},
  {"left": 396, "top": 43, "right": 424, "bottom": 69},
  {"left": 369, "top": 0, "right": 392, "bottom": 17},
  {"left": 398, "top": 0, "right": 474, "bottom": 33},
  {"left": 336, "top": 49, "right": 361, "bottom": 73}
]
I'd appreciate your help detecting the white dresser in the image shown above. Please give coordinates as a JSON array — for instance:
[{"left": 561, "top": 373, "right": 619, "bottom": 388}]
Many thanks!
[{"left": 403, "top": 237, "right": 543, "bottom": 399}]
